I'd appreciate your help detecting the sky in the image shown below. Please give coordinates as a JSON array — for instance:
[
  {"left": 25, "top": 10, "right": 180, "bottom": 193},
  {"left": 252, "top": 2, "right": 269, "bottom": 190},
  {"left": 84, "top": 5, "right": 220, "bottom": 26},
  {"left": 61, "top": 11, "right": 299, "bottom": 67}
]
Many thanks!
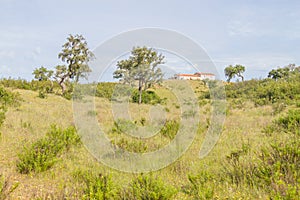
[{"left": 0, "top": 0, "right": 300, "bottom": 81}]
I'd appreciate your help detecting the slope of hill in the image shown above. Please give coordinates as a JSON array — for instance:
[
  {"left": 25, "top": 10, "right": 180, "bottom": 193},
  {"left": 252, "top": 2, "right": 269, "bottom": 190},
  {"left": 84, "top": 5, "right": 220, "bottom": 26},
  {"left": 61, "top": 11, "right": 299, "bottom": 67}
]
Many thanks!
[{"left": 0, "top": 79, "right": 299, "bottom": 199}]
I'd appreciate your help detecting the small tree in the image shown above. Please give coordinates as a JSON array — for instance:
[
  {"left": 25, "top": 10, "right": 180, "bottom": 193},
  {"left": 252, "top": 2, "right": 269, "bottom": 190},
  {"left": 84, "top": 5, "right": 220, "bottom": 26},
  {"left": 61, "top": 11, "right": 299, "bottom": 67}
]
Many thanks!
[
  {"left": 113, "top": 46, "right": 164, "bottom": 104},
  {"left": 32, "top": 66, "right": 54, "bottom": 94},
  {"left": 56, "top": 34, "right": 94, "bottom": 94},
  {"left": 224, "top": 64, "right": 245, "bottom": 82},
  {"left": 32, "top": 66, "right": 53, "bottom": 81},
  {"left": 268, "top": 64, "right": 299, "bottom": 80}
]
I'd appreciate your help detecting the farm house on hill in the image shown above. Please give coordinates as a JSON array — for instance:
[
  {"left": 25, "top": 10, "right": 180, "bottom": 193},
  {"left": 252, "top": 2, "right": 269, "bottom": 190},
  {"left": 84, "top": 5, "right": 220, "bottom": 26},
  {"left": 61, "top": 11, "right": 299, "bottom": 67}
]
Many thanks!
[{"left": 174, "top": 72, "right": 215, "bottom": 80}]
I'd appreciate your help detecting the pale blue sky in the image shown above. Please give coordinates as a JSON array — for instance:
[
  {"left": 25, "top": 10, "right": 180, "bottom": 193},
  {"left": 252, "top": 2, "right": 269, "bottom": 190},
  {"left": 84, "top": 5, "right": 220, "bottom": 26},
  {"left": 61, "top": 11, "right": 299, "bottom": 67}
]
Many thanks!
[{"left": 0, "top": 0, "right": 299, "bottom": 81}]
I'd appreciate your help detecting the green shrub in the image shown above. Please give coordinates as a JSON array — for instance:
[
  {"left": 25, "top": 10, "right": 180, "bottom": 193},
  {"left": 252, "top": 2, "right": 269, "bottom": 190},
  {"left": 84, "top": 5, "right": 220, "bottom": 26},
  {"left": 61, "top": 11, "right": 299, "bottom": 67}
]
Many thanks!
[
  {"left": 230, "top": 98, "right": 246, "bottom": 110},
  {"left": 259, "top": 112, "right": 300, "bottom": 199},
  {"left": 183, "top": 171, "right": 215, "bottom": 199},
  {"left": 223, "top": 114, "right": 300, "bottom": 199},
  {"left": 38, "top": 90, "right": 47, "bottom": 99},
  {"left": 295, "top": 100, "right": 300, "bottom": 108},
  {"left": 0, "top": 86, "right": 21, "bottom": 127},
  {"left": 198, "top": 99, "right": 209, "bottom": 107},
  {"left": 72, "top": 85, "right": 84, "bottom": 100},
  {"left": 16, "top": 137, "right": 58, "bottom": 173},
  {"left": 95, "top": 82, "right": 117, "bottom": 99},
  {"left": 80, "top": 172, "right": 118, "bottom": 200},
  {"left": 275, "top": 109, "right": 300, "bottom": 134},
  {"left": 62, "top": 92, "right": 73, "bottom": 100},
  {"left": 123, "top": 174, "right": 177, "bottom": 200},
  {"left": 140, "top": 117, "right": 146, "bottom": 126},
  {"left": 222, "top": 142, "right": 256, "bottom": 187},
  {"left": 0, "top": 107, "right": 7, "bottom": 128},
  {"left": 225, "top": 71, "right": 300, "bottom": 106},
  {"left": 263, "top": 109, "right": 300, "bottom": 136},
  {"left": 111, "top": 119, "right": 137, "bottom": 134},
  {"left": 131, "top": 90, "right": 162, "bottom": 105},
  {"left": 0, "top": 86, "right": 20, "bottom": 107},
  {"left": 16, "top": 125, "right": 80, "bottom": 174},
  {"left": 0, "top": 78, "right": 58, "bottom": 93},
  {"left": 46, "top": 125, "right": 81, "bottom": 150},
  {"left": 62, "top": 82, "right": 75, "bottom": 100},
  {"left": 256, "top": 139, "right": 300, "bottom": 199},
  {"left": 160, "top": 120, "right": 179, "bottom": 139},
  {"left": 272, "top": 102, "right": 287, "bottom": 115},
  {"left": 112, "top": 138, "right": 148, "bottom": 153}
]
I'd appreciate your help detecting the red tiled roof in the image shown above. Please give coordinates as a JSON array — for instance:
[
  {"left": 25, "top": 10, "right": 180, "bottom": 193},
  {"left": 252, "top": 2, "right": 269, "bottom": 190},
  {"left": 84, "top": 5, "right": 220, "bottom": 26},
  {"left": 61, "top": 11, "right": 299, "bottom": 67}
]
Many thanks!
[
  {"left": 176, "top": 74, "right": 200, "bottom": 77},
  {"left": 194, "top": 72, "right": 215, "bottom": 76},
  {"left": 176, "top": 72, "right": 215, "bottom": 77}
]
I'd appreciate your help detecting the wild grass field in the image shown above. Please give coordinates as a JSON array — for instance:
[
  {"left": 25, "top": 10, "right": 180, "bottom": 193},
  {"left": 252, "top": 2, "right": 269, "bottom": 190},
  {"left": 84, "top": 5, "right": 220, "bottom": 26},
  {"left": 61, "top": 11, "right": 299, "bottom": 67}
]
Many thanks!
[{"left": 0, "top": 76, "right": 299, "bottom": 199}]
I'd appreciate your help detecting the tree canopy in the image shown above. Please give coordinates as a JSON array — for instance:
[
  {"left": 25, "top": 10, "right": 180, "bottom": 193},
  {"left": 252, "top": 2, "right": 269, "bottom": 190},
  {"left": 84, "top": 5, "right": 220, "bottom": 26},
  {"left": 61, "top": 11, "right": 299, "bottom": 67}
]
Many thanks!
[
  {"left": 268, "top": 64, "right": 300, "bottom": 80},
  {"left": 56, "top": 34, "right": 94, "bottom": 94},
  {"left": 113, "top": 46, "right": 164, "bottom": 104},
  {"left": 32, "top": 66, "right": 53, "bottom": 81},
  {"left": 224, "top": 64, "right": 245, "bottom": 82}
]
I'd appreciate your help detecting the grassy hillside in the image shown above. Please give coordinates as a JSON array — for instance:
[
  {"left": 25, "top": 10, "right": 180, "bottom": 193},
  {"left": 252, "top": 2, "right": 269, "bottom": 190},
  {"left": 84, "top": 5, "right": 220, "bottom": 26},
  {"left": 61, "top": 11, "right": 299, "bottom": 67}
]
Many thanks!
[{"left": 0, "top": 79, "right": 299, "bottom": 199}]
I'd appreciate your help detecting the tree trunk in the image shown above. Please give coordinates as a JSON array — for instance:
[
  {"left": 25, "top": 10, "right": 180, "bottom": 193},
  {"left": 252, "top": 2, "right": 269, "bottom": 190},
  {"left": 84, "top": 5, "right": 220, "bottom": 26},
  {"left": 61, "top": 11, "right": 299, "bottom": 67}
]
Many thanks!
[
  {"left": 59, "top": 81, "right": 67, "bottom": 94},
  {"left": 238, "top": 74, "right": 244, "bottom": 82},
  {"left": 138, "top": 79, "right": 142, "bottom": 104},
  {"left": 50, "top": 80, "right": 54, "bottom": 93},
  {"left": 138, "top": 87, "right": 142, "bottom": 104},
  {"left": 58, "top": 75, "right": 68, "bottom": 94}
]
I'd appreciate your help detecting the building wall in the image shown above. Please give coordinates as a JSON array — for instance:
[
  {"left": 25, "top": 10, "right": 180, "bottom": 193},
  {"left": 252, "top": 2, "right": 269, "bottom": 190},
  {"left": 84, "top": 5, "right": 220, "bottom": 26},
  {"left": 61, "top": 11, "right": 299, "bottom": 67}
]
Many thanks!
[{"left": 200, "top": 75, "right": 215, "bottom": 80}]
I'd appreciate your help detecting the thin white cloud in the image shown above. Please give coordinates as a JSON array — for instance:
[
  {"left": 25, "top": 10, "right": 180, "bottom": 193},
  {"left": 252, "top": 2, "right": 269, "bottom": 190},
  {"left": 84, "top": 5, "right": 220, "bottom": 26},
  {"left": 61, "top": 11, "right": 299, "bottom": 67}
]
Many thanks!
[{"left": 0, "top": 50, "right": 15, "bottom": 59}]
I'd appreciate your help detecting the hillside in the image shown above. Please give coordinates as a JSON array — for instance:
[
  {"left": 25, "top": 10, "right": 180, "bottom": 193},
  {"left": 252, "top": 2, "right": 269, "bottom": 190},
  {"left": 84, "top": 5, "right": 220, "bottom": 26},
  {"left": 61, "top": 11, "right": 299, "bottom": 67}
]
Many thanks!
[{"left": 0, "top": 79, "right": 299, "bottom": 199}]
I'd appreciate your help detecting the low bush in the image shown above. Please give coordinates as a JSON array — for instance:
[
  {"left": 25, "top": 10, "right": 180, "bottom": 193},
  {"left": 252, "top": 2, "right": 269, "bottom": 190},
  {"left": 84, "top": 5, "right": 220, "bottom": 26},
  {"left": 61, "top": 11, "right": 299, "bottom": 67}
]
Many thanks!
[
  {"left": 80, "top": 172, "right": 118, "bottom": 200},
  {"left": 256, "top": 139, "right": 300, "bottom": 199},
  {"left": 225, "top": 71, "right": 300, "bottom": 106},
  {"left": 38, "top": 90, "right": 47, "bottom": 99},
  {"left": 0, "top": 107, "right": 6, "bottom": 129},
  {"left": 111, "top": 119, "right": 137, "bottom": 135},
  {"left": 275, "top": 109, "right": 300, "bottom": 134},
  {"left": 272, "top": 102, "right": 287, "bottom": 115},
  {"left": 16, "top": 125, "right": 80, "bottom": 174},
  {"left": 264, "top": 109, "right": 300, "bottom": 135},
  {"left": 122, "top": 174, "right": 177, "bottom": 200},
  {"left": 183, "top": 171, "right": 215, "bottom": 199},
  {"left": 223, "top": 112, "right": 300, "bottom": 199},
  {"left": 112, "top": 138, "right": 148, "bottom": 153},
  {"left": 160, "top": 120, "right": 179, "bottom": 139},
  {"left": 222, "top": 142, "right": 256, "bottom": 187},
  {"left": 0, "top": 78, "right": 58, "bottom": 93},
  {"left": 95, "top": 82, "right": 117, "bottom": 100},
  {"left": 131, "top": 90, "right": 163, "bottom": 105},
  {"left": 0, "top": 86, "right": 20, "bottom": 107},
  {"left": 16, "top": 137, "right": 58, "bottom": 173},
  {"left": 0, "top": 86, "right": 20, "bottom": 128}
]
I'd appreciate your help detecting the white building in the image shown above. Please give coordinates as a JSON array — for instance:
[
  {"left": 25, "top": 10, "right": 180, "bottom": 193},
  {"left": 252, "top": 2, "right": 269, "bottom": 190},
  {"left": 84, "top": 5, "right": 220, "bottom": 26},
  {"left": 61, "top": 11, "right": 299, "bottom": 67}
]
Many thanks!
[{"left": 174, "top": 72, "right": 215, "bottom": 80}]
